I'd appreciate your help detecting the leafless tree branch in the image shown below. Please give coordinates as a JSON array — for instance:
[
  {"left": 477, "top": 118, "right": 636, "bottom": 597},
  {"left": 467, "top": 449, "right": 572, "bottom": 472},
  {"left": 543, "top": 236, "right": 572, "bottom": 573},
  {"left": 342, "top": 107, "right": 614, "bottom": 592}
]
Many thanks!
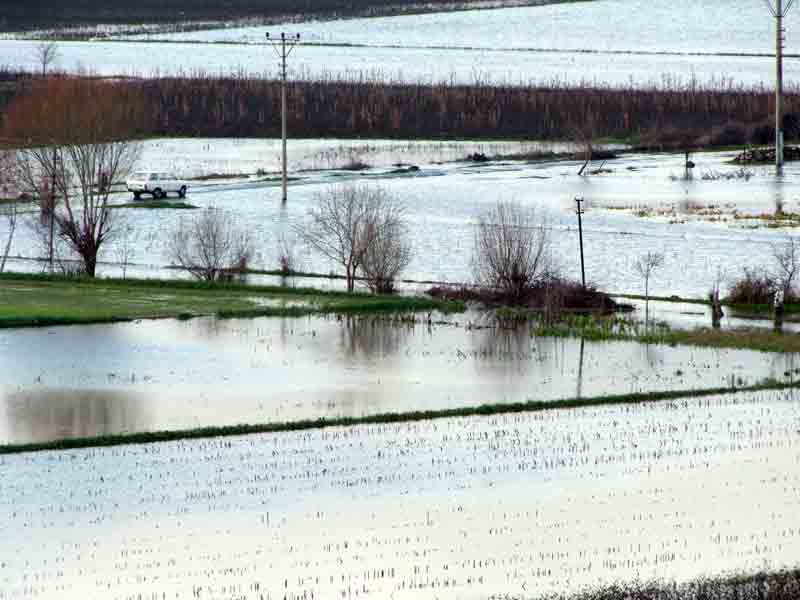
[
  {"left": 473, "top": 201, "right": 552, "bottom": 302},
  {"left": 297, "top": 183, "right": 409, "bottom": 293},
  {"left": 167, "top": 208, "right": 253, "bottom": 281}
]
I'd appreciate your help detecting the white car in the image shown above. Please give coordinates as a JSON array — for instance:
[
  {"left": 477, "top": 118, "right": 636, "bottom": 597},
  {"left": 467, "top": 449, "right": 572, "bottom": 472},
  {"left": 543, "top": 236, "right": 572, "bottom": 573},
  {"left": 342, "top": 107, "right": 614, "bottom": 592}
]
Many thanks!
[{"left": 126, "top": 172, "right": 187, "bottom": 200}]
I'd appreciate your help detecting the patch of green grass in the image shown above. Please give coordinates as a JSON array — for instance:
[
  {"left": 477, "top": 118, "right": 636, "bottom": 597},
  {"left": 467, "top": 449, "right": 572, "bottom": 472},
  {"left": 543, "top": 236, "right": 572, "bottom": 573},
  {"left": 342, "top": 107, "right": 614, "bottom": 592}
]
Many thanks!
[
  {"left": 187, "top": 173, "right": 249, "bottom": 181},
  {"left": 112, "top": 200, "right": 198, "bottom": 209},
  {"left": 611, "top": 292, "right": 708, "bottom": 305},
  {"left": 0, "top": 272, "right": 464, "bottom": 329},
  {"left": 531, "top": 313, "right": 800, "bottom": 353},
  {"left": 2, "top": 380, "right": 796, "bottom": 455}
]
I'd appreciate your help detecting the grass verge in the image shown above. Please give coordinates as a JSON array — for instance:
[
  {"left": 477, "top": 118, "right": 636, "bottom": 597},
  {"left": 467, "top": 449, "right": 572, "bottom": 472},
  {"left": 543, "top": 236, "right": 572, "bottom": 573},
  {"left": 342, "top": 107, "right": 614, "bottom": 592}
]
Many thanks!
[
  {"left": 112, "top": 200, "right": 198, "bottom": 209},
  {"left": 531, "top": 314, "right": 800, "bottom": 353},
  {"left": 0, "top": 272, "right": 464, "bottom": 329},
  {"left": 1, "top": 380, "right": 797, "bottom": 455}
]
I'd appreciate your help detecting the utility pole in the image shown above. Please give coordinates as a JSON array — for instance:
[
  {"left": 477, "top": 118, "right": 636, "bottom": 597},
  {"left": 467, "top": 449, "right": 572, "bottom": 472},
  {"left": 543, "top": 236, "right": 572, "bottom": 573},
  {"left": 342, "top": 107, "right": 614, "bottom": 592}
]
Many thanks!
[
  {"left": 575, "top": 196, "right": 586, "bottom": 289},
  {"left": 765, "top": 0, "right": 796, "bottom": 172},
  {"left": 266, "top": 32, "right": 301, "bottom": 204}
]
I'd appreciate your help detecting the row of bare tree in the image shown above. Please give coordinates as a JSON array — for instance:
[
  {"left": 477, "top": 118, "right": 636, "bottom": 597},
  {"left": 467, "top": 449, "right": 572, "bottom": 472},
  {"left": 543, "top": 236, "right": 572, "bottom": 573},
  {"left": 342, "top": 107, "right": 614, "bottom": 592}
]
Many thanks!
[{"left": 165, "top": 183, "right": 412, "bottom": 294}]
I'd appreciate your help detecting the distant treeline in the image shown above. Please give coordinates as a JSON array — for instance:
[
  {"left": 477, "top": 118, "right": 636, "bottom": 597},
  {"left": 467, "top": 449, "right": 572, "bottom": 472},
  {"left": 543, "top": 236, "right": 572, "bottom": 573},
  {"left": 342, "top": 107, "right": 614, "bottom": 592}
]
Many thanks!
[
  {"left": 116, "top": 75, "right": 800, "bottom": 148},
  {"left": 0, "top": 0, "right": 557, "bottom": 31},
  {"left": 2, "top": 72, "right": 798, "bottom": 148}
]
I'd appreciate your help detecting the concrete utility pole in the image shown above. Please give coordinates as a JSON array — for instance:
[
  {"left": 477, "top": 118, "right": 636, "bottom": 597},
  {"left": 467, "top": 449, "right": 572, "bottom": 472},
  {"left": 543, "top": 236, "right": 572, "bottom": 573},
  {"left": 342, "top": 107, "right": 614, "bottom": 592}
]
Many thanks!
[
  {"left": 765, "top": 0, "right": 796, "bottom": 172},
  {"left": 266, "top": 32, "right": 301, "bottom": 203},
  {"left": 575, "top": 196, "right": 586, "bottom": 290}
]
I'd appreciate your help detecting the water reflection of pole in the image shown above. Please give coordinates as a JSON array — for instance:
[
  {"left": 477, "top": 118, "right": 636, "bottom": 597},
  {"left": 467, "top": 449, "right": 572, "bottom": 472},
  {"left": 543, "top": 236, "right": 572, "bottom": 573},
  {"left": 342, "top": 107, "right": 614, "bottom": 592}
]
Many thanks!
[
  {"left": 575, "top": 196, "right": 586, "bottom": 289},
  {"left": 775, "top": 174, "right": 785, "bottom": 215},
  {"left": 576, "top": 337, "right": 585, "bottom": 399}
]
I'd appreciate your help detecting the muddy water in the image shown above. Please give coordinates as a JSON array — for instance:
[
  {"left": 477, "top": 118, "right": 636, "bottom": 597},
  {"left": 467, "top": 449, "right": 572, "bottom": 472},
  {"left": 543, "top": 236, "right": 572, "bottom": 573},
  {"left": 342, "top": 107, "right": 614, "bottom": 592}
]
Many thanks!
[{"left": 1, "top": 314, "right": 796, "bottom": 445}]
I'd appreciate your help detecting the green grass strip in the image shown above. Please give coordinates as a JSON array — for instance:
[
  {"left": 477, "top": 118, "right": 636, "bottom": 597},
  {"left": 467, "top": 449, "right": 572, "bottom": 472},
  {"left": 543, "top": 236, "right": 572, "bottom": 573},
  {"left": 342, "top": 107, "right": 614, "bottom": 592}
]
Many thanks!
[
  {"left": 3, "top": 381, "right": 798, "bottom": 455},
  {"left": 0, "top": 272, "right": 465, "bottom": 329}
]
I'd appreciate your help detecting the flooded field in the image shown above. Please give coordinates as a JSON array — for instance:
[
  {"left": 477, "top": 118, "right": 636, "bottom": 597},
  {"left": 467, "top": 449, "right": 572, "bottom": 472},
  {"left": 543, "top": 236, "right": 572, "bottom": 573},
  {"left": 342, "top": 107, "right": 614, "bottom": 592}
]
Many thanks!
[
  {"left": 4, "top": 141, "right": 800, "bottom": 299},
  {"left": 3, "top": 0, "right": 799, "bottom": 86},
  {"left": 2, "top": 388, "right": 799, "bottom": 598},
  {"left": 143, "top": 0, "right": 800, "bottom": 57},
  {"left": 1, "top": 314, "right": 797, "bottom": 445},
  {"left": 4, "top": 2, "right": 800, "bottom": 597}
]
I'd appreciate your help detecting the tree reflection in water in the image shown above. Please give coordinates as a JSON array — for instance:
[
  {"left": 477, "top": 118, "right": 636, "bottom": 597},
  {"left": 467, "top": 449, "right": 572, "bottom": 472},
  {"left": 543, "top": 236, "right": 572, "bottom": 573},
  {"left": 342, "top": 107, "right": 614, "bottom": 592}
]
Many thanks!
[{"left": 0, "top": 388, "right": 150, "bottom": 444}]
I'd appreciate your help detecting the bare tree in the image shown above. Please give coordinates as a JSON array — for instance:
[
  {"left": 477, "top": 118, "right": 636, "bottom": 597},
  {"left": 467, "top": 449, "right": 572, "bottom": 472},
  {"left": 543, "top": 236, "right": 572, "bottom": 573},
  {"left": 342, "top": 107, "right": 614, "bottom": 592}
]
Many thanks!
[
  {"left": 277, "top": 232, "right": 297, "bottom": 275},
  {"left": 34, "top": 42, "right": 59, "bottom": 77},
  {"left": 167, "top": 208, "right": 253, "bottom": 281},
  {"left": 0, "top": 203, "right": 17, "bottom": 274},
  {"left": 6, "top": 77, "right": 143, "bottom": 277},
  {"left": 709, "top": 265, "right": 725, "bottom": 329},
  {"left": 569, "top": 116, "right": 597, "bottom": 176},
  {"left": 633, "top": 251, "right": 664, "bottom": 328},
  {"left": 633, "top": 251, "right": 664, "bottom": 303},
  {"left": 360, "top": 204, "right": 412, "bottom": 294},
  {"left": 772, "top": 236, "right": 800, "bottom": 297},
  {"left": 473, "top": 201, "right": 552, "bottom": 302},
  {"left": 0, "top": 152, "right": 18, "bottom": 273},
  {"left": 114, "top": 222, "right": 136, "bottom": 280},
  {"left": 297, "top": 183, "right": 400, "bottom": 292}
]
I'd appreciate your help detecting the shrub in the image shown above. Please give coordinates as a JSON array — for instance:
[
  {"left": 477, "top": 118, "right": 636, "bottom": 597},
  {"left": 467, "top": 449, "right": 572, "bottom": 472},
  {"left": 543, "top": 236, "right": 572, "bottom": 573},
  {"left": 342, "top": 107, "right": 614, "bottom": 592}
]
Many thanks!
[
  {"left": 727, "top": 268, "right": 779, "bottom": 305},
  {"left": 710, "top": 122, "right": 748, "bottom": 146},
  {"left": 750, "top": 121, "right": 775, "bottom": 145},
  {"left": 473, "top": 201, "right": 553, "bottom": 303},
  {"left": 166, "top": 208, "right": 253, "bottom": 281}
]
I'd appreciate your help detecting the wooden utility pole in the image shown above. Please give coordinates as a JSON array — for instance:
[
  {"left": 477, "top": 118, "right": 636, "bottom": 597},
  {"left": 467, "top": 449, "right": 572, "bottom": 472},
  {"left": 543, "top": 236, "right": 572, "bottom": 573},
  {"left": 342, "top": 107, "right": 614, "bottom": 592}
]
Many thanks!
[
  {"left": 575, "top": 196, "right": 586, "bottom": 289},
  {"left": 266, "top": 32, "right": 301, "bottom": 204}
]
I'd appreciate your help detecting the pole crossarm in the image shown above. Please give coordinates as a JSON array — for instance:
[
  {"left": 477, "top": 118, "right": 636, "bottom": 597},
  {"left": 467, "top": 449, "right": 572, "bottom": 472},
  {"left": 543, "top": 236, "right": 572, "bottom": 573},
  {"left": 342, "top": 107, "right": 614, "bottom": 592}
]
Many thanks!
[{"left": 765, "top": 0, "right": 796, "bottom": 16}]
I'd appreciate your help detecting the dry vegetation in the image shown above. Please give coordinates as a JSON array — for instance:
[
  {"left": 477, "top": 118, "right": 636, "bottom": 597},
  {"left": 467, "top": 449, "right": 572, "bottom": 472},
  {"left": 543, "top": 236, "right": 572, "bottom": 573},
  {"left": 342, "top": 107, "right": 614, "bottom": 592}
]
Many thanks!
[{"left": 1, "top": 71, "right": 797, "bottom": 147}]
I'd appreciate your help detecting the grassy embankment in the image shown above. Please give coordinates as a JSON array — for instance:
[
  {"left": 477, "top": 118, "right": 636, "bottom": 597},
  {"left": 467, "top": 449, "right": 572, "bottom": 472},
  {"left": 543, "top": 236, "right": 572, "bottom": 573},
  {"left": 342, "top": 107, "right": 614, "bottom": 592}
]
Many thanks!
[
  {"left": 615, "top": 291, "right": 800, "bottom": 315},
  {"left": 522, "top": 312, "right": 800, "bottom": 353},
  {"left": 0, "top": 272, "right": 464, "bottom": 328},
  {"left": 2, "top": 380, "right": 797, "bottom": 454}
]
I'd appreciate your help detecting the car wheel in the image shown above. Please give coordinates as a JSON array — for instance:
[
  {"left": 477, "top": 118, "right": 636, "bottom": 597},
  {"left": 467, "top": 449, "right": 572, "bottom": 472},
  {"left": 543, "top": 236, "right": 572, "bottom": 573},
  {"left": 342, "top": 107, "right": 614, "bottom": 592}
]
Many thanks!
[
  {"left": 133, "top": 192, "right": 141, "bottom": 200},
  {"left": 153, "top": 188, "right": 163, "bottom": 200},
  {"left": 179, "top": 186, "right": 187, "bottom": 199}
]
